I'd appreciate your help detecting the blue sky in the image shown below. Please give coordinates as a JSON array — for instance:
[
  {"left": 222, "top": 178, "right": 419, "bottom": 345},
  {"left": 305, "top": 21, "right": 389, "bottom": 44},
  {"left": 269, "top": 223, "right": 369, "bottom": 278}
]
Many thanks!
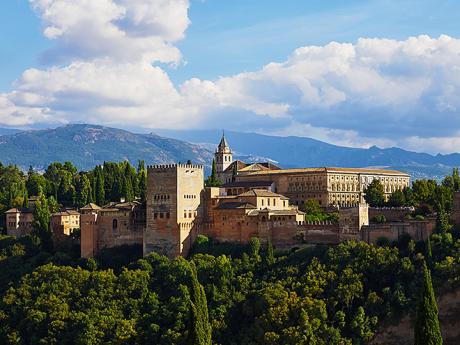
[
  {"left": 2, "top": 0, "right": 460, "bottom": 90},
  {"left": 1, "top": 0, "right": 460, "bottom": 153},
  {"left": 171, "top": 0, "right": 460, "bottom": 83}
]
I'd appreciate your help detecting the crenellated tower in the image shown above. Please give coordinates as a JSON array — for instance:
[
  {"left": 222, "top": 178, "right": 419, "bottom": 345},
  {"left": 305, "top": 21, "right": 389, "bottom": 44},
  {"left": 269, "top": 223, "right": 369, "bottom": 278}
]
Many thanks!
[{"left": 144, "top": 164, "right": 204, "bottom": 258}]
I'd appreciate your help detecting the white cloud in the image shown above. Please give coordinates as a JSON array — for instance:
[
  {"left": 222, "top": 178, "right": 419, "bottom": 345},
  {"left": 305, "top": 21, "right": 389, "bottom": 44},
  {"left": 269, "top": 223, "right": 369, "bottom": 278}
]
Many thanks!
[
  {"left": 29, "top": 0, "right": 189, "bottom": 64},
  {"left": 1, "top": 0, "right": 460, "bottom": 155}
]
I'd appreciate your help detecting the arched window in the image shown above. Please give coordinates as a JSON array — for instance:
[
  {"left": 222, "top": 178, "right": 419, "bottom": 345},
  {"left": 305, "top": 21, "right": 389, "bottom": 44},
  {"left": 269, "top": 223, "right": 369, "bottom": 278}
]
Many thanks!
[{"left": 112, "top": 219, "right": 118, "bottom": 230}]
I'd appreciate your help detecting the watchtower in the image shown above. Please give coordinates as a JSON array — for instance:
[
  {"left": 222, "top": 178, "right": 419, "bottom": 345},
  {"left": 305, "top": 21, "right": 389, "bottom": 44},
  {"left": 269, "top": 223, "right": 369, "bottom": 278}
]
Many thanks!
[{"left": 144, "top": 164, "right": 204, "bottom": 258}]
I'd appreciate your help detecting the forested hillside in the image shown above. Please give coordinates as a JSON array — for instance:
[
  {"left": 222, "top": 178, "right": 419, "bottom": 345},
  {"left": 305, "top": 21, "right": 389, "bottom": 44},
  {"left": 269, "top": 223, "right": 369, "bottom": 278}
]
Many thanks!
[{"left": 1, "top": 231, "right": 460, "bottom": 344}]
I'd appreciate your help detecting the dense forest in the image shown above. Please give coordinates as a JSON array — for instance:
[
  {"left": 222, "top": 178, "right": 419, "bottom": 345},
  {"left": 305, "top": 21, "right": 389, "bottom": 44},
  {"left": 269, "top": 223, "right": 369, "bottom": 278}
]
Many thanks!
[{"left": 0, "top": 162, "right": 459, "bottom": 344}]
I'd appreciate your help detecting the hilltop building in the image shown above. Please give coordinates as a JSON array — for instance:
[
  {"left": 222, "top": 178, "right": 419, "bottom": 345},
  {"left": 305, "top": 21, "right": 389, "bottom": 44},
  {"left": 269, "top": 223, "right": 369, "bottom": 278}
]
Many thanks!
[
  {"left": 50, "top": 210, "right": 80, "bottom": 237},
  {"left": 144, "top": 163, "right": 204, "bottom": 258},
  {"left": 6, "top": 132, "right": 422, "bottom": 259},
  {"left": 5, "top": 207, "right": 34, "bottom": 237},
  {"left": 214, "top": 133, "right": 410, "bottom": 207},
  {"left": 50, "top": 210, "right": 81, "bottom": 250},
  {"left": 80, "top": 201, "right": 145, "bottom": 258}
]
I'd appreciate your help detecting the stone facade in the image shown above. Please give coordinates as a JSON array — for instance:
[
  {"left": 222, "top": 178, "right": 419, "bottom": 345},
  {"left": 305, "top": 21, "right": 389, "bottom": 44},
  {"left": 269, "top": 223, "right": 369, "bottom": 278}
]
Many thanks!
[
  {"left": 5, "top": 208, "right": 34, "bottom": 237},
  {"left": 200, "top": 187, "right": 369, "bottom": 248},
  {"left": 201, "top": 188, "right": 305, "bottom": 245},
  {"left": 51, "top": 210, "right": 80, "bottom": 236},
  {"left": 361, "top": 217, "right": 436, "bottom": 244},
  {"left": 80, "top": 202, "right": 144, "bottom": 258},
  {"left": 368, "top": 207, "right": 415, "bottom": 222},
  {"left": 50, "top": 210, "right": 80, "bottom": 249},
  {"left": 144, "top": 164, "right": 204, "bottom": 258},
  {"left": 234, "top": 167, "right": 410, "bottom": 207}
]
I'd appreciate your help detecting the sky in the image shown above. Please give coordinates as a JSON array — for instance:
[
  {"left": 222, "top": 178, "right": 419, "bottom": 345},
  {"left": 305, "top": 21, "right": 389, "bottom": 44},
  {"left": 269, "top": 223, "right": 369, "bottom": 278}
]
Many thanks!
[{"left": 1, "top": 0, "right": 460, "bottom": 154}]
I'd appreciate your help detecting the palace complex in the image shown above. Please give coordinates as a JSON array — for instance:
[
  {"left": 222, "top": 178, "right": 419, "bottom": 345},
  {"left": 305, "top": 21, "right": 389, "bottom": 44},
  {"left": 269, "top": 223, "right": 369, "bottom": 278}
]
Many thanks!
[
  {"left": 6, "top": 133, "right": 436, "bottom": 259},
  {"left": 215, "top": 133, "right": 410, "bottom": 207}
]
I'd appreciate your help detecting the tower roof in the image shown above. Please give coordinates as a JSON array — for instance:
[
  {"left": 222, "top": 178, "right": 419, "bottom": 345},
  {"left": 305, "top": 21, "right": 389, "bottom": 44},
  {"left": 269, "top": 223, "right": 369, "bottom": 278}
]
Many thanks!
[{"left": 217, "top": 131, "right": 231, "bottom": 153}]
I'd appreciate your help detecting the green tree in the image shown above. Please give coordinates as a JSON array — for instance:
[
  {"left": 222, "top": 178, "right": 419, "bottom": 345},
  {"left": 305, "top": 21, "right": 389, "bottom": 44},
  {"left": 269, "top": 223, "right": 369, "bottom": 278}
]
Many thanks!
[
  {"left": 95, "top": 166, "right": 105, "bottom": 205},
  {"left": 188, "top": 262, "right": 212, "bottom": 345},
  {"left": 205, "top": 159, "right": 222, "bottom": 187},
  {"left": 414, "top": 262, "right": 443, "bottom": 345},
  {"left": 388, "top": 189, "right": 406, "bottom": 207},
  {"left": 264, "top": 239, "right": 275, "bottom": 266},
  {"left": 76, "top": 174, "right": 92, "bottom": 207},
  {"left": 436, "top": 210, "right": 452, "bottom": 234},
  {"left": 364, "top": 179, "right": 385, "bottom": 207},
  {"left": 302, "top": 199, "right": 323, "bottom": 215},
  {"left": 122, "top": 163, "right": 135, "bottom": 202},
  {"left": 412, "top": 179, "right": 437, "bottom": 206},
  {"left": 26, "top": 168, "right": 46, "bottom": 197},
  {"left": 137, "top": 160, "right": 147, "bottom": 201},
  {"left": 426, "top": 236, "right": 433, "bottom": 267},
  {"left": 452, "top": 167, "right": 460, "bottom": 191},
  {"left": 403, "top": 187, "right": 415, "bottom": 206},
  {"left": 33, "top": 192, "right": 53, "bottom": 251},
  {"left": 249, "top": 237, "right": 260, "bottom": 258}
]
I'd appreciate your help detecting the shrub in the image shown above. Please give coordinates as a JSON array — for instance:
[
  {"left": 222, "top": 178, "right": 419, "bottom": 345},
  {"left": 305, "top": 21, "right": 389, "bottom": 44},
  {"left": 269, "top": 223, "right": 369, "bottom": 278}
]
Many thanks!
[{"left": 372, "top": 215, "right": 387, "bottom": 223}]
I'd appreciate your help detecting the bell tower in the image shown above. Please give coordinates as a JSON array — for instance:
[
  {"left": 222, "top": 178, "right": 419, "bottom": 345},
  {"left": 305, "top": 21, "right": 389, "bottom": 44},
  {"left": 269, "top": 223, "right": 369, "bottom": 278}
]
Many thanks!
[{"left": 215, "top": 131, "right": 233, "bottom": 178}]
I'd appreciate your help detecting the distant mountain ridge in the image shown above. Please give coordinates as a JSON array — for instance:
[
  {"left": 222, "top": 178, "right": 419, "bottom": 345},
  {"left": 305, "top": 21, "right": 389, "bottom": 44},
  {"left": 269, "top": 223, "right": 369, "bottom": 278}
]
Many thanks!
[
  {"left": 0, "top": 127, "right": 21, "bottom": 136},
  {"left": 156, "top": 129, "right": 460, "bottom": 180},
  {"left": 0, "top": 124, "right": 459, "bottom": 179},
  {"left": 0, "top": 124, "right": 214, "bottom": 171}
]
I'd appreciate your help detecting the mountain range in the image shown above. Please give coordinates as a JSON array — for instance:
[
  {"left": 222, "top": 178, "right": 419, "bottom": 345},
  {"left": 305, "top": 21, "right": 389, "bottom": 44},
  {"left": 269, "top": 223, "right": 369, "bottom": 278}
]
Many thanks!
[
  {"left": 0, "top": 124, "right": 459, "bottom": 179},
  {"left": 0, "top": 124, "right": 213, "bottom": 171}
]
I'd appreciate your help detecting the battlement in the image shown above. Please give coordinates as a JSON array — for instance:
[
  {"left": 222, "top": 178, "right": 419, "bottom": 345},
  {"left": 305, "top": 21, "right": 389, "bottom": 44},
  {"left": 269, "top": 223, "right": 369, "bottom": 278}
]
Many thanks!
[{"left": 147, "top": 163, "right": 204, "bottom": 170}]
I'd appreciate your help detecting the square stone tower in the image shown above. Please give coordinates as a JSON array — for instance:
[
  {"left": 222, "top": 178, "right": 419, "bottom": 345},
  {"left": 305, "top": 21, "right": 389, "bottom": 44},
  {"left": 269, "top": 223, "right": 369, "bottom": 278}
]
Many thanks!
[{"left": 144, "top": 163, "right": 204, "bottom": 258}]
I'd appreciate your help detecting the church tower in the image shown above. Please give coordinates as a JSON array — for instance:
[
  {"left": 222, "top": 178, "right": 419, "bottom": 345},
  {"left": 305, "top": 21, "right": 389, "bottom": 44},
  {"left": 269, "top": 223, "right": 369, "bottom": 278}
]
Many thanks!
[{"left": 215, "top": 131, "right": 233, "bottom": 179}]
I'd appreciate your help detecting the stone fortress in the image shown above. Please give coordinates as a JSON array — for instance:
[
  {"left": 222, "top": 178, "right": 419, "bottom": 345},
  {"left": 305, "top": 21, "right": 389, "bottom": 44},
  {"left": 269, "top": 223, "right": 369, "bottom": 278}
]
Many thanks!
[{"left": 6, "top": 133, "right": 439, "bottom": 259}]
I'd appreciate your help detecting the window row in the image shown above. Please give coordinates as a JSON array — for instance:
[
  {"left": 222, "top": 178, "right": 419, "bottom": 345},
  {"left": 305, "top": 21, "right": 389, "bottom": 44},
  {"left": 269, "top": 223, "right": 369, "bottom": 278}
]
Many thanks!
[
  {"left": 154, "top": 212, "right": 170, "bottom": 219},
  {"left": 184, "top": 211, "right": 197, "bottom": 218},
  {"left": 153, "top": 194, "right": 170, "bottom": 200}
]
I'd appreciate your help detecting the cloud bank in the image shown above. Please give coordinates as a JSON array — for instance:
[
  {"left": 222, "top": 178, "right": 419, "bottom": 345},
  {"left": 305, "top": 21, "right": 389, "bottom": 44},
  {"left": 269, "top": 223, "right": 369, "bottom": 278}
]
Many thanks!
[{"left": 1, "top": 0, "right": 460, "bottom": 153}]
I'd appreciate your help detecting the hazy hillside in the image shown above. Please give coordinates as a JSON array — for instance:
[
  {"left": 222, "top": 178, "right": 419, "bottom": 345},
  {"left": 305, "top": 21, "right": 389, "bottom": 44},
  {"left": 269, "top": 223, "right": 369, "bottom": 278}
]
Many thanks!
[
  {"left": 0, "top": 124, "right": 213, "bottom": 171},
  {"left": 0, "top": 127, "right": 21, "bottom": 136},
  {"left": 157, "top": 129, "right": 460, "bottom": 179}
]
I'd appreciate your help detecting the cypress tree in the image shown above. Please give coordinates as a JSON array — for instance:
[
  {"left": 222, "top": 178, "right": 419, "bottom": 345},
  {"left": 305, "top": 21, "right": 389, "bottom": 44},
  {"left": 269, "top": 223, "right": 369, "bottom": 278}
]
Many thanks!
[
  {"left": 414, "top": 261, "right": 443, "bottom": 345},
  {"left": 138, "top": 169, "right": 147, "bottom": 202},
  {"left": 95, "top": 167, "right": 105, "bottom": 206},
  {"left": 33, "top": 192, "right": 53, "bottom": 252},
  {"left": 453, "top": 167, "right": 460, "bottom": 192},
  {"left": 205, "top": 159, "right": 221, "bottom": 187},
  {"left": 22, "top": 190, "right": 29, "bottom": 208},
  {"left": 265, "top": 239, "right": 275, "bottom": 265},
  {"left": 188, "top": 262, "right": 212, "bottom": 345},
  {"left": 426, "top": 236, "right": 433, "bottom": 267},
  {"left": 122, "top": 163, "right": 135, "bottom": 201}
]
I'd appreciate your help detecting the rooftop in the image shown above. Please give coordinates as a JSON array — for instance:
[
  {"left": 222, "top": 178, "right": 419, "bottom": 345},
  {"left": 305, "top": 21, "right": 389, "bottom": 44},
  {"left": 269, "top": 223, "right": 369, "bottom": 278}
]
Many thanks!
[
  {"left": 5, "top": 207, "right": 33, "bottom": 214},
  {"left": 80, "top": 203, "right": 102, "bottom": 210},
  {"left": 221, "top": 180, "right": 274, "bottom": 188},
  {"left": 216, "top": 202, "right": 257, "bottom": 210},
  {"left": 52, "top": 210, "right": 80, "bottom": 216},
  {"left": 238, "top": 189, "right": 288, "bottom": 199}
]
